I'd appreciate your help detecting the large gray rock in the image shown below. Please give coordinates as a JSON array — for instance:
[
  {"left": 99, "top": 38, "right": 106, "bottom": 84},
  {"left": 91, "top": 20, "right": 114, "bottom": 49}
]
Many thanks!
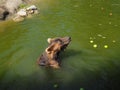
[
  {"left": 0, "top": 0, "right": 38, "bottom": 21},
  {"left": 5, "top": 0, "right": 23, "bottom": 13},
  {"left": 26, "top": 5, "right": 37, "bottom": 10},
  {"left": 0, "top": 6, "right": 9, "bottom": 20},
  {"left": 0, "top": 0, "right": 26, "bottom": 20},
  {"left": 12, "top": 4, "right": 39, "bottom": 22},
  {"left": 17, "top": 9, "right": 27, "bottom": 17}
]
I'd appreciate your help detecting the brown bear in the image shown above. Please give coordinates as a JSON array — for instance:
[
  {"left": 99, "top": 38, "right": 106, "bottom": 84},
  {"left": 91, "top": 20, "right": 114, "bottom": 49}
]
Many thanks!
[{"left": 37, "top": 36, "right": 71, "bottom": 68}]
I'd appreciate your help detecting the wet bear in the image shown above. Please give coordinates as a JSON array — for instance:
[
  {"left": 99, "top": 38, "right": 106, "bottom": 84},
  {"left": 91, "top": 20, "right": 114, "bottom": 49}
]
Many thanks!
[{"left": 37, "top": 36, "right": 71, "bottom": 68}]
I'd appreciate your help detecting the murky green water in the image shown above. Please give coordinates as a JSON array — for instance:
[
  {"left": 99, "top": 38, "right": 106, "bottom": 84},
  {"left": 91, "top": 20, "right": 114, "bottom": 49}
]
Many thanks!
[{"left": 0, "top": 0, "right": 120, "bottom": 90}]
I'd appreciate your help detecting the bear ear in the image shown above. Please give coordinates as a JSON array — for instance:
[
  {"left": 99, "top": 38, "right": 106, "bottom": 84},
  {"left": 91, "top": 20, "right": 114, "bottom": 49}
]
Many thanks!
[
  {"left": 45, "top": 44, "right": 54, "bottom": 54},
  {"left": 47, "top": 38, "right": 53, "bottom": 43},
  {"left": 45, "top": 48, "right": 50, "bottom": 54}
]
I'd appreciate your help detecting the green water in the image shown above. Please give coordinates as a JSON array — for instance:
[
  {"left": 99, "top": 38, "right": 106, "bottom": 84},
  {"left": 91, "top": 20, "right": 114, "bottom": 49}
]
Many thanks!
[{"left": 0, "top": 0, "right": 120, "bottom": 90}]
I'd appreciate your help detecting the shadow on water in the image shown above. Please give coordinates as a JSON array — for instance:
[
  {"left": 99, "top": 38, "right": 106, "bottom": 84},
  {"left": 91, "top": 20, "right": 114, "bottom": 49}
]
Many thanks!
[
  {"left": 1, "top": 49, "right": 119, "bottom": 90},
  {"left": 60, "top": 49, "right": 82, "bottom": 59},
  {"left": 0, "top": 65, "right": 120, "bottom": 90}
]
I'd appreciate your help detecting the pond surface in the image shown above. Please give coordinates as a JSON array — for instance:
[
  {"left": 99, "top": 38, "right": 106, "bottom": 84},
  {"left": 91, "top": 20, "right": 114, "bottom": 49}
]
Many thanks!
[{"left": 0, "top": 0, "right": 120, "bottom": 90}]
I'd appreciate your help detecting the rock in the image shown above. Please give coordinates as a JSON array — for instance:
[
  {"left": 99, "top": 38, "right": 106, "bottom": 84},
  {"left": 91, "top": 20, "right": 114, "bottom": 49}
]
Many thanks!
[
  {"left": 34, "top": 10, "right": 39, "bottom": 14},
  {"left": 93, "top": 44, "right": 97, "bottom": 48},
  {"left": 13, "top": 15, "right": 24, "bottom": 22},
  {"left": 90, "top": 40, "right": 94, "bottom": 43},
  {"left": 104, "top": 45, "right": 108, "bottom": 48},
  {"left": 17, "top": 9, "right": 27, "bottom": 17},
  {"left": 0, "top": 7, "right": 5, "bottom": 20},
  {"left": 5, "top": 0, "right": 23, "bottom": 14},
  {"left": 27, "top": 14, "right": 32, "bottom": 18},
  {"left": 26, "top": 5, "right": 37, "bottom": 10},
  {"left": 27, "top": 10, "right": 34, "bottom": 14},
  {"left": 12, "top": 5, "right": 39, "bottom": 22},
  {"left": 0, "top": 6, "right": 9, "bottom": 20},
  {"left": 0, "top": 0, "right": 30, "bottom": 21}
]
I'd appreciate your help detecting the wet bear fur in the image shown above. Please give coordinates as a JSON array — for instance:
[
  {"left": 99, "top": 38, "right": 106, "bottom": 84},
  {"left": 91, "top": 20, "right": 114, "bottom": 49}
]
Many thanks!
[{"left": 37, "top": 36, "right": 71, "bottom": 68}]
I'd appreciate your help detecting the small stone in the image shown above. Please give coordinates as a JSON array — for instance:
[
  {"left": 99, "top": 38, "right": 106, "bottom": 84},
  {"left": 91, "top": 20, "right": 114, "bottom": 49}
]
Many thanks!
[
  {"left": 34, "top": 10, "right": 39, "bottom": 14},
  {"left": 97, "top": 34, "right": 102, "bottom": 37},
  {"left": 53, "top": 84, "right": 58, "bottom": 88},
  {"left": 80, "top": 88, "right": 84, "bottom": 90},
  {"left": 93, "top": 44, "right": 97, "bottom": 48},
  {"left": 26, "top": 5, "right": 37, "bottom": 10},
  {"left": 74, "top": 5, "right": 79, "bottom": 7},
  {"left": 17, "top": 9, "right": 27, "bottom": 17},
  {"left": 13, "top": 15, "right": 25, "bottom": 22},
  {"left": 101, "top": 7, "right": 104, "bottom": 10},
  {"left": 90, "top": 4, "right": 92, "bottom": 7},
  {"left": 102, "top": 36, "right": 106, "bottom": 39},
  {"left": 27, "top": 14, "right": 32, "bottom": 18},
  {"left": 90, "top": 37, "right": 92, "bottom": 39},
  {"left": 112, "top": 40, "right": 116, "bottom": 43},
  {"left": 109, "top": 13, "right": 113, "bottom": 16},
  {"left": 109, "top": 22, "right": 112, "bottom": 24},
  {"left": 27, "top": 10, "right": 34, "bottom": 14},
  {"left": 90, "top": 40, "right": 94, "bottom": 43},
  {"left": 104, "top": 45, "right": 108, "bottom": 48},
  {"left": 114, "top": 25, "right": 118, "bottom": 27},
  {"left": 98, "top": 24, "right": 102, "bottom": 26}
]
